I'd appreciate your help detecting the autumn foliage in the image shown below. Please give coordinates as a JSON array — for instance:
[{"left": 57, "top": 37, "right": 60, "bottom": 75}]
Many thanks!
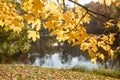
[{"left": 0, "top": 0, "right": 120, "bottom": 63}]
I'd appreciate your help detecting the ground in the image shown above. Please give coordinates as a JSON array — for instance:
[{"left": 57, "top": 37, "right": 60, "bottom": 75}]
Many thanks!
[{"left": 0, "top": 64, "right": 119, "bottom": 80}]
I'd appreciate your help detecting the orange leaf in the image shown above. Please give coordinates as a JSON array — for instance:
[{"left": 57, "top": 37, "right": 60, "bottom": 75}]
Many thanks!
[{"left": 45, "top": 21, "right": 55, "bottom": 31}]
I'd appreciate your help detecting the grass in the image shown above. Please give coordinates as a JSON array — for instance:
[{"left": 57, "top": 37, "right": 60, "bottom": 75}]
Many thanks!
[
  {"left": 0, "top": 64, "right": 119, "bottom": 80},
  {"left": 72, "top": 67, "right": 120, "bottom": 79},
  {"left": 92, "top": 68, "right": 120, "bottom": 78}
]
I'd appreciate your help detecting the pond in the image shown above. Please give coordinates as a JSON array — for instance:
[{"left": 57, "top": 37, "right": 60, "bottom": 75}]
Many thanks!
[
  {"left": 32, "top": 52, "right": 101, "bottom": 69},
  {"left": 14, "top": 36, "right": 119, "bottom": 69}
]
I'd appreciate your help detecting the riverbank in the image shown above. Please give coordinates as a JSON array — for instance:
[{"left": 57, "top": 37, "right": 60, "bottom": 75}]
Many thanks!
[{"left": 0, "top": 64, "right": 119, "bottom": 80}]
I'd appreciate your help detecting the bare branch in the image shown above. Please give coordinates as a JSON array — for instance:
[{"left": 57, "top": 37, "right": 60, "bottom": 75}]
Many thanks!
[
  {"left": 68, "top": 0, "right": 115, "bottom": 19},
  {"left": 65, "top": 11, "right": 88, "bottom": 34},
  {"left": 75, "top": 10, "right": 88, "bottom": 28}
]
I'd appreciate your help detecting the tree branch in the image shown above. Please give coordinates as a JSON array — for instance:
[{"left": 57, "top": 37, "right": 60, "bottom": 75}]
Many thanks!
[
  {"left": 65, "top": 11, "right": 88, "bottom": 34},
  {"left": 68, "top": 0, "right": 115, "bottom": 19},
  {"left": 75, "top": 10, "right": 88, "bottom": 28}
]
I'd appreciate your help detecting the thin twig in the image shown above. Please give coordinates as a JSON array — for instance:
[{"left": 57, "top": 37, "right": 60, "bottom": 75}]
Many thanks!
[
  {"left": 75, "top": 11, "right": 88, "bottom": 28},
  {"left": 66, "top": 11, "right": 88, "bottom": 34}
]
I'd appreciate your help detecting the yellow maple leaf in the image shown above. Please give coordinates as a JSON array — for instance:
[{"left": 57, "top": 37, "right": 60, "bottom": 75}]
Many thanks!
[
  {"left": 46, "top": 1, "right": 58, "bottom": 13},
  {"left": 116, "top": 2, "right": 120, "bottom": 7},
  {"left": 33, "top": 0, "right": 44, "bottom": 14},
  {"left": 108, "top": 49, "right": 114, "bottom": 57},
  {"left": 28, "top": 30, "right": 40, "bottom": 41},
  {"left": 50, "top": 30, "right": 60, "bottom": 36},
  {"left": 45, "top": 21, "right": 55, "bottom": 31},
  {"left": 4, "top": 26, "right": 10, "bottom": 32},
  {"left": 105, "top": 45, "right": 110, "bottom": 51},
  {"left": 88, "top": 48, "right": 95, "bottom": 58},
  {"left": 105, "top": 22, "right": 114, "bottom": 28},
  {"left": 117, "top": 20, "right": 120, "bottom": 29},
  {"left": 99, "top": 0, "right": 104, "bottom": 4},
  {"left": 67, "top": 31, "right": 77, "bottom": 44},
  {"left": 41, "top": 0, "right": 47, "bottom": 3},
  {"left": 102, "top": 35, "right": 108, "bottom": 41},
  {"left": 96, "top": 52, "right": 105, "bottom": 60},
  {"left": 109, "top": 33, "right": 115, "bottom": 44},
  {"left": 81, "top": 42, "right": 89, "bottom": 51},
  {"left": 106, "top": 0, "right": 112, "bottom": 6},
  {"left": 72, "top": 39, "right": 83, "bottom": 46},
  {"left": 98, "top": 41, "right": 105, "bottom": 48},
  {"left": 12, "top": 26, "right": 22, "bottom": 33},
  {"left": 56, "top": 31, "right": 69, "bottom": 42},
  {"left": 83, "top": 14, "right": 91, "bottom": 24},
  {"left": 62, "top": 13, "right": 74, "bottom": 24},
  {"left": 0, "top": 20, "right": 4, "bottom": 26},
  {"left": 91, "top": 57, "right": 97, "bottom": 64},
  {"left": 36, "top": 25, "right": 41, "bottom": 31},
  {"left": 91, "top": 42, "right": 98, "bottom": 52},
  {"left": 112, "top": 0, "right": 116, "bottom": 3}
]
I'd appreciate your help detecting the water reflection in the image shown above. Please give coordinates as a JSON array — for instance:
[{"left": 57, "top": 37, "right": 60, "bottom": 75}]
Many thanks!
[
  {"left": 32, "top": 53, "right": 101, "bottom": 69},
  {"left": 14, "top": 36, "right": 119, "bottom": 69}
]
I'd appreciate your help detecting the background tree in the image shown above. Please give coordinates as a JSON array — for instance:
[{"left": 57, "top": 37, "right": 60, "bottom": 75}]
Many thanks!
[{"left": 0, "top": 1, "right": 31, "bottom": 63}]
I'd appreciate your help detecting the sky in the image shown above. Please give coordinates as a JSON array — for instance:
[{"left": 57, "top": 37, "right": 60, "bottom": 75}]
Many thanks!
[
  {"left": 52, "top": 0, "right": 99, "bottom": 7},
  {"left": 68, "top": 0, "right": 99, "bottom": 6},
  {"left": 52, "top": 0, "right": 98, "bottom": 5},
  {"left": 78, "top": 0, "right": 98, "bottom": 5},
  {"left": 60, "top": 0, "right": 98, "bottom": 7}
]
